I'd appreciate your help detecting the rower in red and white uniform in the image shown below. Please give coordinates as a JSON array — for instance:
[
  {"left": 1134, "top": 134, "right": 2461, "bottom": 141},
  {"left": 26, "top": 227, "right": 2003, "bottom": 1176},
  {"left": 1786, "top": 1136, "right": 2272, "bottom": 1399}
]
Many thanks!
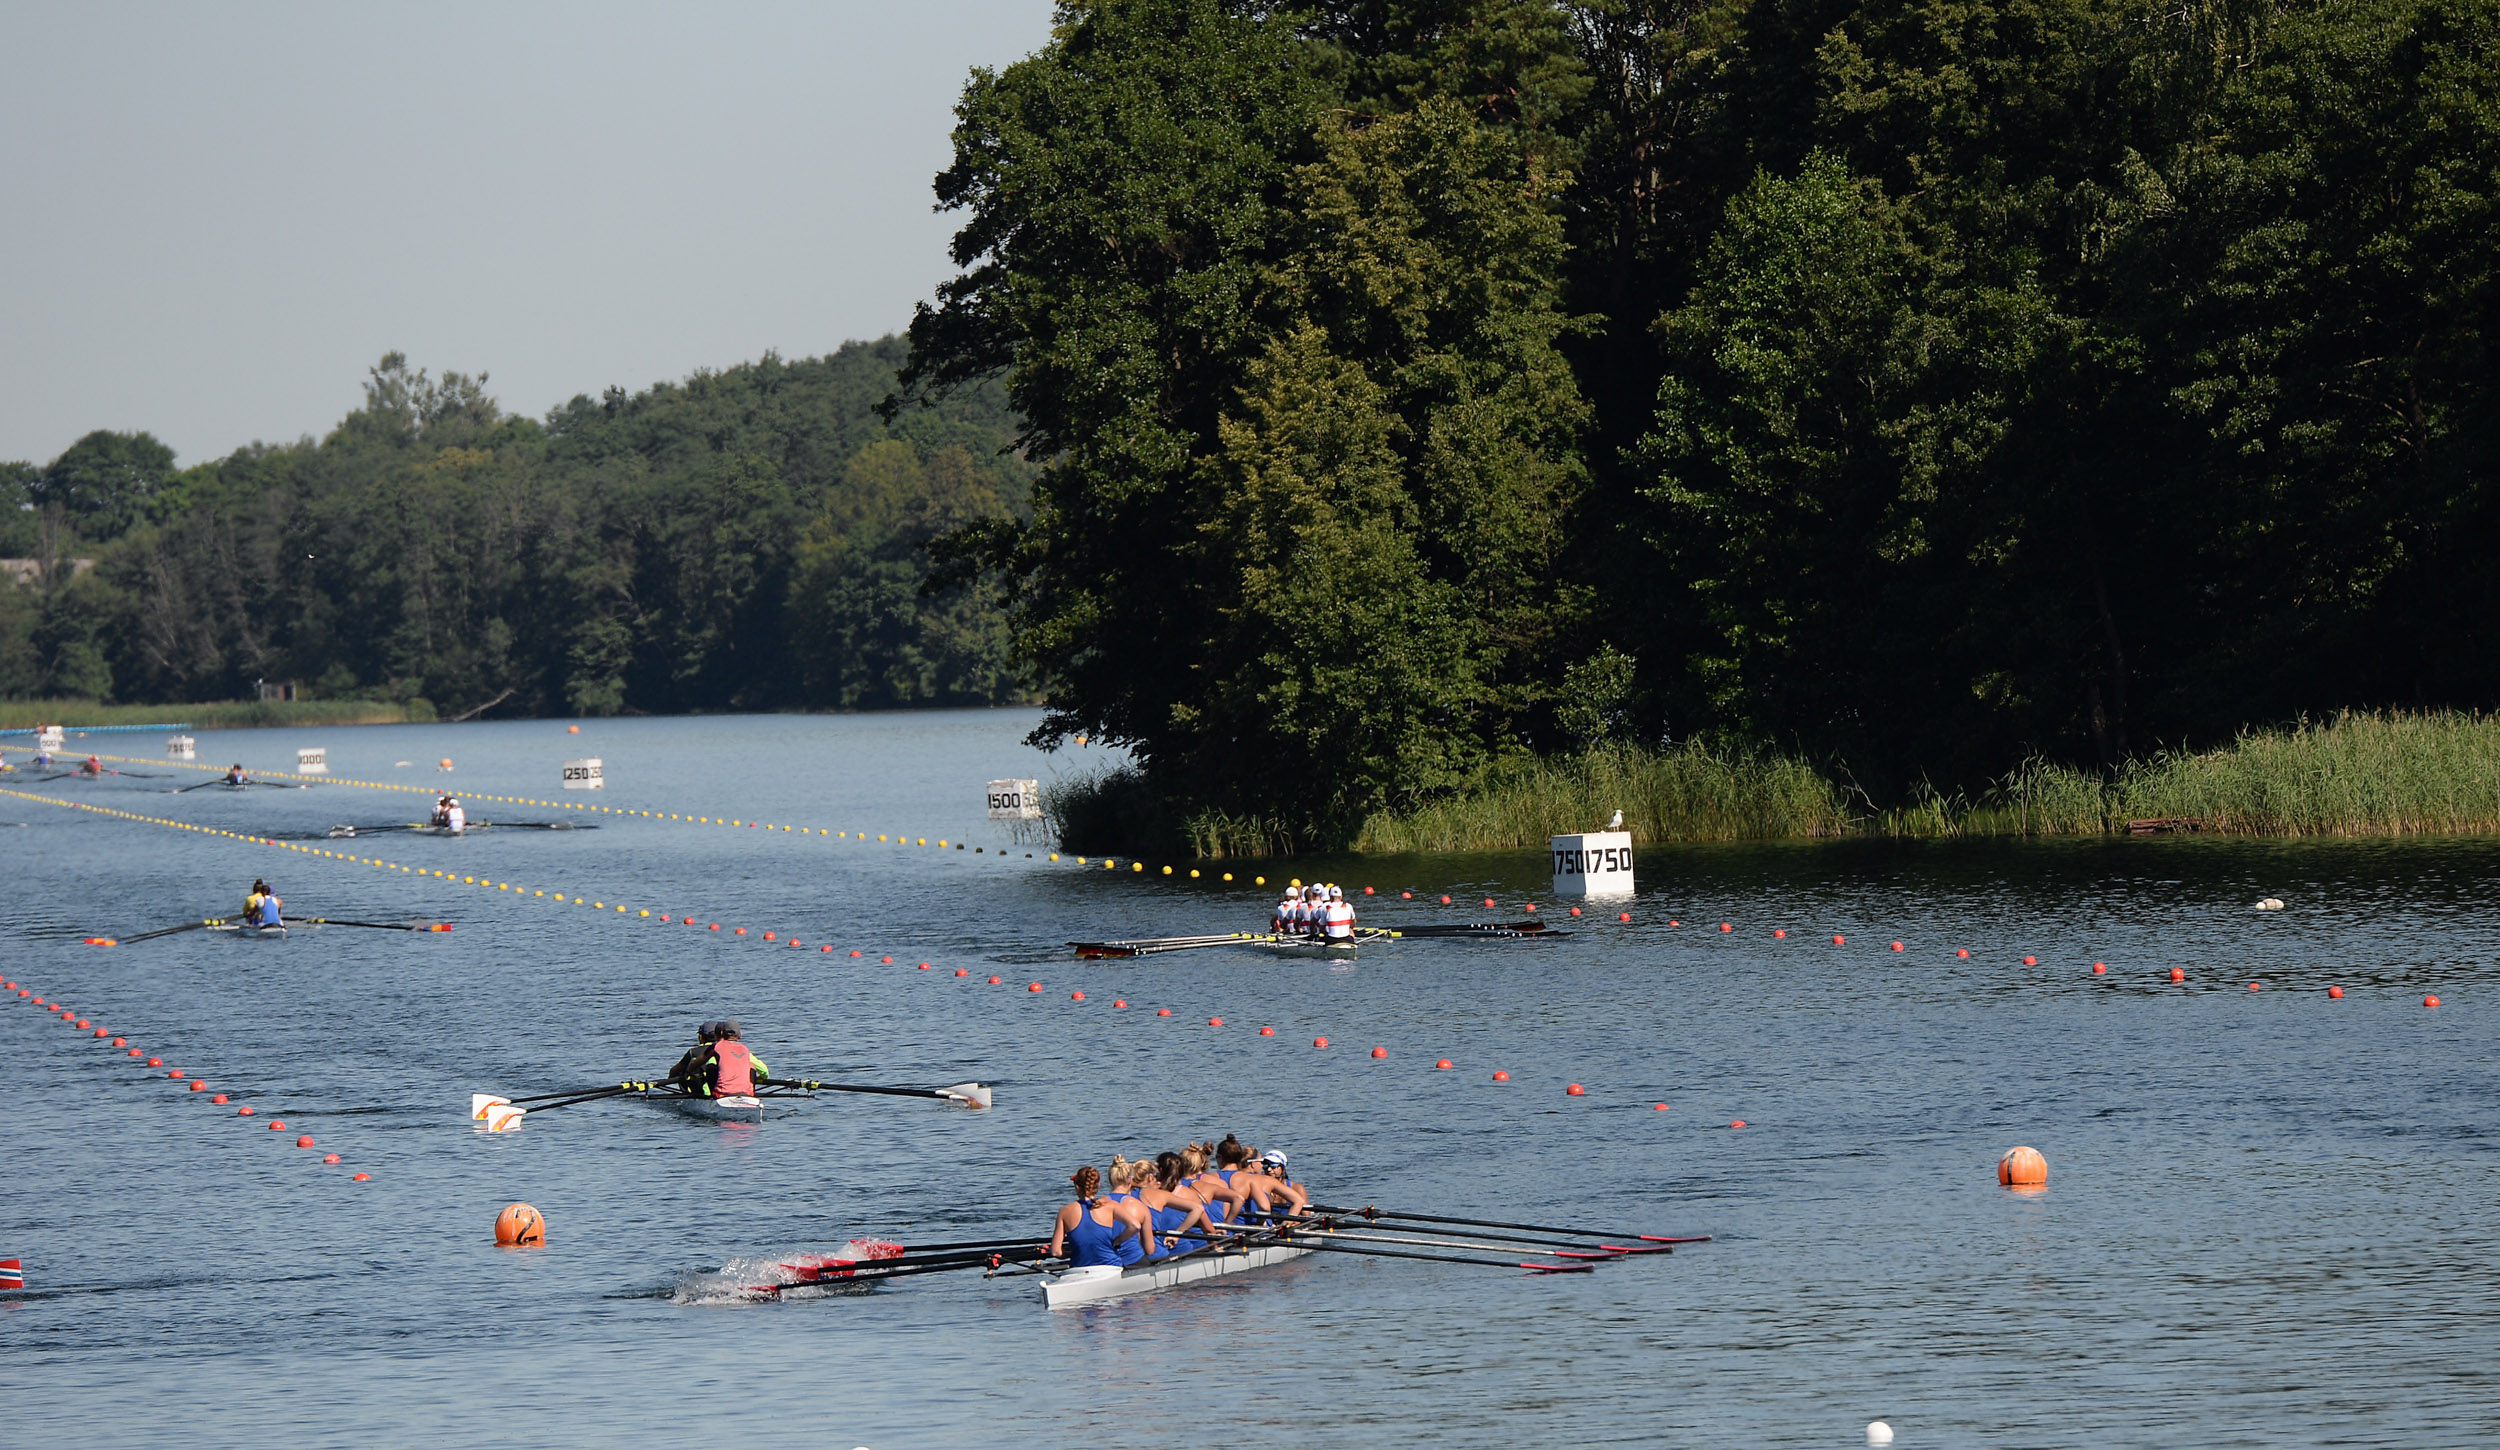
[
  {"left": 1321, "top": 885, "right": 1356, "bottom": 942},
  {"left": 1273, "top": 887, "right": 1299, "bottom": 936}
]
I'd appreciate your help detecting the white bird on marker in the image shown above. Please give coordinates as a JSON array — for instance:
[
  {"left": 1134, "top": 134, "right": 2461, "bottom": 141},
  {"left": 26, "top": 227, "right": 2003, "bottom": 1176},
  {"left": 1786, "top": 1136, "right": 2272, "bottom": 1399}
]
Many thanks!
[{"left": 1605, "top": 809, "right": 1623, "bottom": 829}]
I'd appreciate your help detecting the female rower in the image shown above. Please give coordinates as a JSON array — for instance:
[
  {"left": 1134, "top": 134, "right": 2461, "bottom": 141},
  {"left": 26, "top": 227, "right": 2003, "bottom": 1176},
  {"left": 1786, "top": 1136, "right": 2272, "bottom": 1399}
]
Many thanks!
[
  {"left": 1138, "top": 1151, "right": 1218, "bottom": 1256},
  {"left": 1180, "top": 1144, "right": 1247, "bottom": 1226},
  {"left": 1050, "top": 1166, "right": 1147, "bottom": 1269},
  {"left": 1106, "top": 1156, "right": 1162, "bottom": 1251}
]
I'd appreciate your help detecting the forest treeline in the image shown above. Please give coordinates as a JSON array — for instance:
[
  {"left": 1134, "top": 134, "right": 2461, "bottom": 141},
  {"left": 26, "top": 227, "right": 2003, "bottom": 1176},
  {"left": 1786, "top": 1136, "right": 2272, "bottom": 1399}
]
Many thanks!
[
  {"left": 0, "top": 340, "right": 1033, "bottom": 718},
  {"left": 910, "top": 0, "right": 2500, "bottom": 850}
]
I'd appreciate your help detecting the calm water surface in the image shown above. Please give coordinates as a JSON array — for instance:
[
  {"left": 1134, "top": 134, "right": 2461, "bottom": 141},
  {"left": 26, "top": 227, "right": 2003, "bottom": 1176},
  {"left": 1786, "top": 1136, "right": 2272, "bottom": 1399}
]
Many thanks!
[{"left": 2, "top": 710, "right": 2493, "bottom": 1448}]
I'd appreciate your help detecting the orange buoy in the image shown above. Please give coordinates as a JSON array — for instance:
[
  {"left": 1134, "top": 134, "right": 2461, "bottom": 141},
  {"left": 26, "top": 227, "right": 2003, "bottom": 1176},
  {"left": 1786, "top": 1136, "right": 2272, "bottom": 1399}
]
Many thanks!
[
  {"left": 2425, "top": 994, "right": 2441, "bottom": 1008},
  {"left": 1565, "top": 1083, "right": 1584, "bottom": 1096},
  {"left": 1259, "top": 1026, "right": 1275, "bottom": 1036},
  {"left": 1209, "top": 1017, "right": 1223, "bottom": 1027},
  {"left": 1435, "top": 1059, "right": 1453, "bottom": 1070},
  {"left": 1491, "top": 1070, "right": 1510, "bottom": 1082},
  {"left": 1773, "top": 929, "right": 1786, "bottom": 938},
  {"left": 1071, "top": 990, "right": 1084, "bottom": 1001},
  {"left": 352, "top": 1172, "right": 370, "bottom": 1181},
  {"left": 2093, "top": 962, "right": 2107, "bottom": 975},
  {"left": 494, "top": 1203, "right": 545, "bottom": 1246},
  {"left": 1113, "top": 999, "right": 1126, "bottom": 1008},
  {"left": 2327, "top": 986, "right": 2343, "bottom": 999},
  {"left": 1157, "top": 1008, "right": 1172, "bottom": 1017},
  {"left": 2169, "top": 967, "right": 2185, "bottom": 983},
  {"left": 2022, "top": 956, "right": 2037, "bottom": 966},
  {"left": 1370, "top": 1046, "right": 1386, "bottom": 1058},
  {"left": 1955, "top": 948, "right": 1970, "bottom": 958},
  {"left": 1998, "top": 1145, "right": 2048, "bottom": 1187},
  {"left": 1729, "top": 1119, "right": 1747, "bottom": 1129},
  {"left": 1891, "top": 941, "right": 1903, "bottom": 951},
  {"left": 1314, "top": 1036, "right": 1329, "bottom": 1049}
]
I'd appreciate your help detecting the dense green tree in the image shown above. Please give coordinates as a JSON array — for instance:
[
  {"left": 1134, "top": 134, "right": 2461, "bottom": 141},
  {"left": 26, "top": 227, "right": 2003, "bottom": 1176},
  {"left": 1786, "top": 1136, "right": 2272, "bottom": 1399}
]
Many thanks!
[{"left": 4, "top": 340, "right": 1031, "bottom": 716}]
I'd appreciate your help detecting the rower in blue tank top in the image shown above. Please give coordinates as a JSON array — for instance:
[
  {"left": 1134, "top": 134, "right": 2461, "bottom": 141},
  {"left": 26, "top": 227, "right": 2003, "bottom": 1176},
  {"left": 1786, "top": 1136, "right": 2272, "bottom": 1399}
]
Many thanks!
[
  {"left": 1136, "top": 1150, "right": 1217, "bottom": 1257},
  {"left": 1051, "top": 1166, "right": 1146, "bottom": 1269}
]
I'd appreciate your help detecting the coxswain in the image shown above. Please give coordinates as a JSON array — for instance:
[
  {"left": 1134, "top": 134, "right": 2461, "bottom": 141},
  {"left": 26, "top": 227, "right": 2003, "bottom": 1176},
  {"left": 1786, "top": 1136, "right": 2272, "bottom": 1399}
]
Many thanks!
[
  {"left": 701, "top": 1021, "right": 769, "bottom": 1100},
  {"left": 1050, "top": 1166, "right": 1147, "bottom": 1269},
  {"left": 1239, "top": 1148, "right": 1310, "bottom": 1219},
  {"left": 666, "top": 1022, "right": 719, "bottom": 1091},
  {"left": 224, "top": 762, "right": 247, "bottom": 786}
]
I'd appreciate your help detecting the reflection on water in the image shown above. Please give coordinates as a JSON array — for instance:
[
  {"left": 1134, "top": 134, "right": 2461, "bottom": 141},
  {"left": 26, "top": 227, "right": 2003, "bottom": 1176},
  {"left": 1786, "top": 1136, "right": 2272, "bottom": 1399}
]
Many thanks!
[{"left": 2, "top": 710, "right": 2494, "bottom": 1448}]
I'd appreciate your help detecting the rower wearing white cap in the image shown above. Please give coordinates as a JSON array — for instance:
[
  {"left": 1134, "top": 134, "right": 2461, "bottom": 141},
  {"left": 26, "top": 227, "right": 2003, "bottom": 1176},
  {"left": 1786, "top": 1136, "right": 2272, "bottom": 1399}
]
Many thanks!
[
  {"left": 1245, "top": 1148, "right": 1310, "bottom": 1219},
  {"left": 1322, "top": 885, "right": 1356, "bottom": 942},
  {"left": 1273, "top": 886, "right": 1299, "bottom": 937}
]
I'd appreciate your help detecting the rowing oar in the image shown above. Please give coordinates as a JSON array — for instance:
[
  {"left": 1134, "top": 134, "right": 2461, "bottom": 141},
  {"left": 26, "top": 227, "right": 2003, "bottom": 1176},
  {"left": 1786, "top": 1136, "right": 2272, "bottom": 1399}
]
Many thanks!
[
  {"left": 1307, "top": 1221, "right": 1662, "bottom": 1259},
  {"left": 1309, "top": 1204, "right": 1711, "bottom": 1247},
  {"left": 298, "top": 917, "right": 455, "bottom": 933},
  {"left": 84, "top": 917, "right": 225, "bottom": 946},
  {"left": 469, "top": 1085, "right": 639, "bottom": 1126},
  {"left": 1168, "top": 1229, "right": 1592, "bottom": 1274},
  {"left": 1070, "top": 933, "right": 1262, "bottom": 959},
  {"left": 758, "top": 1246, "right": 1056, "bottom": 1294},
  {"left": 174, "top": 777, "right": 239, "bottom": 793},
  {"left": 1379, "top": 920, "right": 1552, "bottom": 937},
  {"left": 781, "top": 1243, "right": 1044, "bottom": 1281},
  {"left": 781, "top": 1078, "right": 994, "bottom": 1110}
]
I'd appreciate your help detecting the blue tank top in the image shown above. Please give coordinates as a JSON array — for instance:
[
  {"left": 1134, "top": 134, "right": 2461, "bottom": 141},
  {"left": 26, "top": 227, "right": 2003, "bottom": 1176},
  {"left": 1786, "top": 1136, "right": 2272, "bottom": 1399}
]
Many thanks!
[
  {"left": 1149, "top": 1199, "right": 1195, "bottom": 1254},
  {"left": 1199, "top": 1178, "right": 1230, "bottom": 1223},
  {"left": 1065, "top": 1200, "right": 1128, "bottom": 1268},
  {"left": 255, "top": 898, "right": 282, "bottom": 927}
]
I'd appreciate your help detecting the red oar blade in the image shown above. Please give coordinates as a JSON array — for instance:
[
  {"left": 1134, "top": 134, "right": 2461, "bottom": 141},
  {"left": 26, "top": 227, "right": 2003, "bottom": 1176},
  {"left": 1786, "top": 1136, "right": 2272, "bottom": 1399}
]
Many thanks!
[
  {"left": 1639, "top": 1234, "right": 1712, "bottom": 1244},
  {"left": 1524, "top": 1262, "right": 1595, "bottom": 1274}
]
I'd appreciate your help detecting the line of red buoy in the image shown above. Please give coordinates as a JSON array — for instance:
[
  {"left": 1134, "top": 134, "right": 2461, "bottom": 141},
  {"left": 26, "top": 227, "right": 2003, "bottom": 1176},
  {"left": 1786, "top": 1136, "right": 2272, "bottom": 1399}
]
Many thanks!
[{"left": 2, "top": 976, "right": 371, "bottom": 1182}]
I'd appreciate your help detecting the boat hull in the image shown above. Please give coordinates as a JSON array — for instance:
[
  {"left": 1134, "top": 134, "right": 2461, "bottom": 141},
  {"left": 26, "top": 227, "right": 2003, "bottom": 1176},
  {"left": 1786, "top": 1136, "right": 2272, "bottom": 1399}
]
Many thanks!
[
  {"left": 1040, "top": 1240, "right": 1317, "bottom": 1307},
  {"left": 646, "top": 1093, "right": 769, "bottom": 1123}
]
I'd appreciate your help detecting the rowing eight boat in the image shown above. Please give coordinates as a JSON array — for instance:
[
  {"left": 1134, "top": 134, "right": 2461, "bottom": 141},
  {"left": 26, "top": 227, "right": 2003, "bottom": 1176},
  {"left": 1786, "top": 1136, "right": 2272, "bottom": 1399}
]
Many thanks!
[{"left": 1039, "top": 1236, "right": 1318, "bottom": 1307}]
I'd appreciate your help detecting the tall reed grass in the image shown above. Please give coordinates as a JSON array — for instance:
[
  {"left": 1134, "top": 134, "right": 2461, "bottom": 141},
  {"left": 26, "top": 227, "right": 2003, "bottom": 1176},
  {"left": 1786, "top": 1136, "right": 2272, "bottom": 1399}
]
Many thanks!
[
  {"left": 1353, "top": 742, "right": 1851, "bottom": 852},
  {"left": 0, "top": 698, "right": 413, "bottom": 731},
  {"left": 1864, "top": 711, "right": 2500, "bottom": 838},
  {"left": 1015, "top": 710, "right": 2500, "bottom": 856}
]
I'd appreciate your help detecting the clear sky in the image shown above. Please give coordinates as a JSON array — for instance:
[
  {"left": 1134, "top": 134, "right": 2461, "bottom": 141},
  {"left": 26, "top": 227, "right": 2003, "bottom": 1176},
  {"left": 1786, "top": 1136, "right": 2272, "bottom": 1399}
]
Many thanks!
[{"left": 0, "top": 2, "right": 1055, "bottom": 469}]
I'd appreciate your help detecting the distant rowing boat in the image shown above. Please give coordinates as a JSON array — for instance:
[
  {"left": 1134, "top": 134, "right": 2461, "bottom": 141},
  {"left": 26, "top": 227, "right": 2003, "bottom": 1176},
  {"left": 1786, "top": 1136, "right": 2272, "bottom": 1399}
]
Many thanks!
[{"left": 1039, "top": 1235, "right": 1317, "bottom": 1307}]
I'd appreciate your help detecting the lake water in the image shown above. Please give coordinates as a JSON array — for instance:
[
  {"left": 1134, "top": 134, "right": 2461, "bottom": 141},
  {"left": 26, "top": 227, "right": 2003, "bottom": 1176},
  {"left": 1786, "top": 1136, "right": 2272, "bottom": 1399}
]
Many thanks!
[{"left": 2, "top": 709, "right": 2493, "bottom": 1448}]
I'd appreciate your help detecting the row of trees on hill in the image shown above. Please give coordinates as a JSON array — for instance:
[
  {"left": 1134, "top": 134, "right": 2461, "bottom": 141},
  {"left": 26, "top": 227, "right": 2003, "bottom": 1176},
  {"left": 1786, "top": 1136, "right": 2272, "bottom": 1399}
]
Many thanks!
[
  {"left": 907, "top": 0, "right": 2500, "bottom": 845},
  {"left": 0, "top": 340, "right": 1033, "bottom": 717}
]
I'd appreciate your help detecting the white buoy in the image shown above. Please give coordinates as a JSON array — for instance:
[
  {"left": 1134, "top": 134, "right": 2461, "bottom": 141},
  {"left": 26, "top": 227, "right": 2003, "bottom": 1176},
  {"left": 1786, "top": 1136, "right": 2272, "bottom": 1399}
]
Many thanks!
[
  {"left": 1866, "top": 1422, "right": 1894, "bottom": 1446},
  {"left": 2255, "top": 897, "right": 2285, "bottom": 911}
]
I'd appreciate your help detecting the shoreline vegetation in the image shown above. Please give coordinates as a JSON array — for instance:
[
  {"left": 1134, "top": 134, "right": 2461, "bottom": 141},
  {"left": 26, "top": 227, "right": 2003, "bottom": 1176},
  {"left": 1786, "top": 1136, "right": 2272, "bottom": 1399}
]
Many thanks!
[
  {"left": 0, "top": 699, "right": 414, "bottom": 731},
  {"left": 1047, "top": 711, "right": 2500, "bottom": 856}
]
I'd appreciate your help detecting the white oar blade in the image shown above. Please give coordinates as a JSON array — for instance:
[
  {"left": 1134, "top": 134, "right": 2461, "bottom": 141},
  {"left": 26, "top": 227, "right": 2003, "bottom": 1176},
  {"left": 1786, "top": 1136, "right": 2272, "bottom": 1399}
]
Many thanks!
[
  {"left": 943, "top": 1083, "right": 993, "bottom": 1110},
  {"left": 471, "top": 1093, "right": 510, "bottom": 1121},
  {"left": 475, "top": 1102, "right": 527, "bottom": 1133}
]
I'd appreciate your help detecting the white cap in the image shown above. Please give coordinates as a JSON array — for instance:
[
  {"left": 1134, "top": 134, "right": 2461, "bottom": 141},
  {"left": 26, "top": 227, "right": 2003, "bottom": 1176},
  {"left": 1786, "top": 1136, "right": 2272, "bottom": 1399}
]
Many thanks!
[{"left": 1329, "top": 886, "right": 1343, "bottom": 899}]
